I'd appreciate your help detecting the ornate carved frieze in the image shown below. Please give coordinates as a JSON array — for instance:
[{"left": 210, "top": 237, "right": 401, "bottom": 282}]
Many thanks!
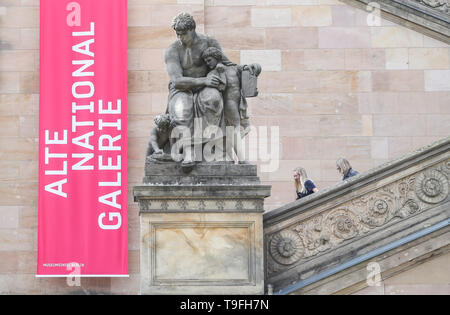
[
  {"left": 140, "top": 198, "right": 265, "bottom": 213},
  {"left": 416, "top": 0, "right": 450, "bottom": 13},
  {"left": 340, "top": 0, "right": 450, "bottom": 43},
  {"left": 266, "top": 160, "right": 449, "bottom": 276}
]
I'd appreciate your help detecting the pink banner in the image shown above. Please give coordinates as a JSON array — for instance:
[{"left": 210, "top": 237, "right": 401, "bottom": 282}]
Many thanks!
[{"left": 38, "top": 0, "right": 128, "bottom": 276}]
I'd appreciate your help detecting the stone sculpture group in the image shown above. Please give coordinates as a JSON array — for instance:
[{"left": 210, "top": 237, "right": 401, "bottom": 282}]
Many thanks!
[{"left": 146, "top": 12, "right": 262, "bottom": 169}]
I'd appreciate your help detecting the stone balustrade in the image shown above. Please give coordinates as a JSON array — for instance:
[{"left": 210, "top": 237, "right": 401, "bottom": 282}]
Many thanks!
[{"left": 264, "top": 136, "right": 450, "bottom": 294}]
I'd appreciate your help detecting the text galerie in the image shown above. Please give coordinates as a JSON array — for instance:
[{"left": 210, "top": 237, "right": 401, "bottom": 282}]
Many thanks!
[{"left": 43, "top": 22, "right": 123, "bottom": 231}]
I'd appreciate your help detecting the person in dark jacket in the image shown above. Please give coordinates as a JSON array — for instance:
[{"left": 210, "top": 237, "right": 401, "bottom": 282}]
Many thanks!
[
  {"left": 336, "top": 157, "right": 359, "bottom": 180},
  {"left": 293, "top": 167, "right": 318, "bottom": 200}
]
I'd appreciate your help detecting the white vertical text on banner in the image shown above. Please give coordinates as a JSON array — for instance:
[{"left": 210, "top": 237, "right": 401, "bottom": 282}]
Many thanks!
[{"left": 38, "top": 0, "right": 128, "bottom": 276}]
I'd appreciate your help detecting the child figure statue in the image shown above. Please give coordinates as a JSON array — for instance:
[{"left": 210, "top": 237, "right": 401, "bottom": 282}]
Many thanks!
[
  {"left": 146, "top": 114, "right": 172, "bottom": 161},
  {"left": 201, "top": 47, "right": 261, "bottom": 164}
]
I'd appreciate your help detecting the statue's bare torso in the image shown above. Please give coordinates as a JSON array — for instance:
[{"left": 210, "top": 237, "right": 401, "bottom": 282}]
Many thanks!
[
  {"left": 164, "top": 30, "right": 226, "bottom": 165},
  {"left": 165, "top": 33, "right": 223, "bottom": 85},
  {"left": 176, "top": 39, "right": 209, "bottom": 78}
]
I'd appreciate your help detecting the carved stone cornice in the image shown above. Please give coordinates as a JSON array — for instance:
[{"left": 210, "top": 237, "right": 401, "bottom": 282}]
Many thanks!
[
  {"left": 340, "top": 0, "right": 450, "bottom": 43},
  {"left": 135, "top": 162, "right": 271, "bottom": 214},
  {"left": 264, "top": 137, "right": 450, "bottom": 293},
  {"left": 414, "top": 0, "right": 449, "bottom": 14}
]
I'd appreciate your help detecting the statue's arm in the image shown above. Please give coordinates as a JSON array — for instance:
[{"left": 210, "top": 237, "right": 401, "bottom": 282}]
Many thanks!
[
  {"left": 207, "top": 36, "right": 234, "bottom": 66},
  {"left": 164, "top": 46, "right": 216, "bottom": 90}
]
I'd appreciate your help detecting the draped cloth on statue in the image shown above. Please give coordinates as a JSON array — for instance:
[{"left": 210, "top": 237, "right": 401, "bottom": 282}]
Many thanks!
[{"left": 167, "top": 82, "right": 225, "bottom": 146}]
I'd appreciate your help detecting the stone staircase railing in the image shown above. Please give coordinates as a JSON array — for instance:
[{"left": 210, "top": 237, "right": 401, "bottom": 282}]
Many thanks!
[
  {"left": 263, "top": 136, "right": 450, "bottom": 294},
  {"left": 340, "top": 0, "right": 450, "bottom": 44}
]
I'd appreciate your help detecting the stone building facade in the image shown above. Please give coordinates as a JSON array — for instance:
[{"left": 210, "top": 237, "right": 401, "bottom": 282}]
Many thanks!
[{"left": 0, "top": 0, "right": 449, "bottom": 294}]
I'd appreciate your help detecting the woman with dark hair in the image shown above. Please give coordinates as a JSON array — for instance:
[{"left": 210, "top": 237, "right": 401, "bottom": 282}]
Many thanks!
[
  {"left": 336, "top": 157, "right": 359, "bottom": 180},
  {"left": 293, "top": 167, "right": 318, "bottom": 200}
]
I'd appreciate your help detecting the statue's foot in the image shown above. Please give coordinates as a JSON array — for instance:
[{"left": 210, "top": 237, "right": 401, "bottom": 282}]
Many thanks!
[
  {"left": 181, "top": 159, "right": 195, "bottom": 173},
  {"left": 182, "top": 160, "right": 195, "bottom": 167},
  {"left": 181, "top": 158, "right": 195, "bottom": 168},
  {"left": 238, "top": 160, "right": 251, "bottom": 165},
  {"left": 149, "top": 152, "right": 174, "bottom": 163}
]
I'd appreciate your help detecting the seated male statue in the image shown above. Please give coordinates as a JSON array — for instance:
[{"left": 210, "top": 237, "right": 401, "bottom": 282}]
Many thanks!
[{"left": 164, "top": 12, "right": 233, "bottom": 167}]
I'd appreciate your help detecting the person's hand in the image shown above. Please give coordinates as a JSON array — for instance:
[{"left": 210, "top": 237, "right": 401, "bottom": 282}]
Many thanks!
[
  {"left": 244, "top": 64, "right": 262, "bottom": 76},
  {"left": 243, "top": 65, "right": 253, "bottom": 75},
  {"left": 205, "top": 75, "right": 220, "bottom": 88}
]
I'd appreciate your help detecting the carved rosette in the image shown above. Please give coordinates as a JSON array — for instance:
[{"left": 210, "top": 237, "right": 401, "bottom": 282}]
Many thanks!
[
  {"left": 357, "top": 193, "right": 395, "bottom": 228},
  {"left": 325, "top": 209, "right": 359, "bottom": 240},
  {"left": 414, "top": 170, "right": 449, "bottom": 204},
  {"left": 405, "top": 199, "right": 420, "bottom": 214},
  {"left": 269, "top": 230, "right": 304, "bottom": 265}
]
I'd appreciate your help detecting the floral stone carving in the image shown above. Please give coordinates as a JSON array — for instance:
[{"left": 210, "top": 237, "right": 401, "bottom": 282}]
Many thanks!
[
  {"left": 416, "top": 0, "right": 450, "bottom": 13},
  {"left": 415, "top": 170, "right": 449, "bottom": 204},
  {"left": 266, "top": 159, "right": 449, "bottom": 276},
  {"left": 269, "top": 230, "right": 304, "bottom": 265}
]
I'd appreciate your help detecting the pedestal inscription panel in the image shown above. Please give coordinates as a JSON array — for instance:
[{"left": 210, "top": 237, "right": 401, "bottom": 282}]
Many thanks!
[
  {"left": 139, "top": 212, "right": 265, "bottom": 295},
  {"left": 151, "top": 221, "right": 255, "bottom": 284}
]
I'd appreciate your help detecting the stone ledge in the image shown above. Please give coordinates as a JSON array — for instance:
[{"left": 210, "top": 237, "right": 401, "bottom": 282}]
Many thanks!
[
  {"left": 143, "top": 161, "right": 261, "bottom": 185},
  {"left": 145, "top": 161, "right": 257, "bottom": 176},
  {"left": 134, "top": 185, "right": 271, "bottom": 214},
  {"left": 134, "top": 184, "right": 272, "bottom": 199}
]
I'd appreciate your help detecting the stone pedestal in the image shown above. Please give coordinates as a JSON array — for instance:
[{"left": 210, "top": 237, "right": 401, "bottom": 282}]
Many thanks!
[{"left": 134, "top": 161, "right": 271, "bottom": 295}]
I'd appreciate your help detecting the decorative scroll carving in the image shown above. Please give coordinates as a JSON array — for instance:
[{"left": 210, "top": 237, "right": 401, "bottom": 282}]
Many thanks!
[
  {"left": 216, "top": 200, "right": 225, "bottom": 211},
  {"left": 267, "top": 160, "right": 449, "bottom": 276},
  {"left": 198, "top": 200, "right": 206, "bottom": 211},
  {"left": 326, "top": 209, "right": 360, "bottom": 240},
  {"left": 341, "top": 0, "right": 450, "bottom": 45},
  {"left": 252, "top": 199, "right": 264, "bottom": 211},
  {"left": 178, "top": 200, "right": 188, "bottom": 211},
  {"left": 161, "top": 200, "right": 169, "bottom": 211},
  {"left": 293, "top": 214, "right": 331, "bottom": 257},
  {"left": 416, "top": 0, "right": 450, "bottom": 13}
]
